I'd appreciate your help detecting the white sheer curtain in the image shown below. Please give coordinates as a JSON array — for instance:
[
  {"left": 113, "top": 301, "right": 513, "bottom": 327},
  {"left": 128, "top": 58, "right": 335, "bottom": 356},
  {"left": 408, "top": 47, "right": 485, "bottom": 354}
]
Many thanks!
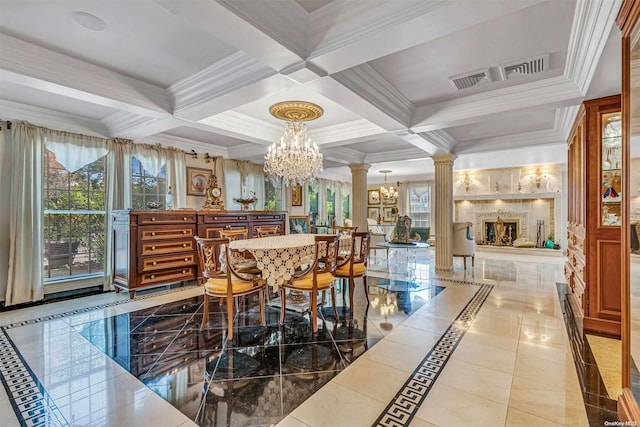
[
  {"left": 0, "top": 124, "right": 13, "bottom": 302},
  {"left": 45, "top": 131, "right": 108, "bottom": 173},
  {"left": 104, "top": 139, "right": 133, "bottom": 291},
  {"left": 337, "top": 181, "right": 351, "bottom": 225},
  {"left": 397, "top": 181, "right": 409, "bottom": 217},
  {"left": 223, "top": 160, "right": 265, "bottom": 209},
  {"left": 133, "top": 143, "right": 165, "bottom": 177},
  {"left": 6, "top": 122, "right": 45, "bottom": 305},
  {"left": 166, "top": 147, "right": 186, "bottom": 209}
]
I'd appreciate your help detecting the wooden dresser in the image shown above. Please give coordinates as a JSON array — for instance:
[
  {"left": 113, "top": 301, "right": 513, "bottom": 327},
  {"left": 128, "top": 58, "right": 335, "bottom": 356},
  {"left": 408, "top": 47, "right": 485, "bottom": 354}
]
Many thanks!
[
  {"left": 112, "top": 210, "right": 286, "bottom": 297},
  {"left": 565, "top": 94, "right": 622, "bottom": 336},
  {"left": 113, "top": 210, "right": 198, "bottom": 298}
]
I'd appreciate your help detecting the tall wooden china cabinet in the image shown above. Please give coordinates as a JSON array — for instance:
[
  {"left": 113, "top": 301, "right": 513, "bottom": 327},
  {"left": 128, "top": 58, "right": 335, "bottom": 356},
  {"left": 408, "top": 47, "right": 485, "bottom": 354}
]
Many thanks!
[
  {"left": 565, "top": 95, "right": 622, "bottom": 336},
  {"left": 618, "top": 0, "right": 640, "bottom": 421}
]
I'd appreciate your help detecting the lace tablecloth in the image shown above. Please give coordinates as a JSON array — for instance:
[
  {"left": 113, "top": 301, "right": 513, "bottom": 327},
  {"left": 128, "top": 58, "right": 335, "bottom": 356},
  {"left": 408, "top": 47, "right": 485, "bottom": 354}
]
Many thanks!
[{"left": 229, "top": 235, "right": 317, "bottom": 289}]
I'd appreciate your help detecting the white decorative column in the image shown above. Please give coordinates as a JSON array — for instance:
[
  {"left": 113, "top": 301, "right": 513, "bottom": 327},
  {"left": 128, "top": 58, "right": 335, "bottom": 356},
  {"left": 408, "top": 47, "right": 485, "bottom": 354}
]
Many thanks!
[
  {"left": 433, "top": 154, "right": 456, "bottom": 272},
  {"left": 349, "top": 163, "right": 370, "bottom": 232}
]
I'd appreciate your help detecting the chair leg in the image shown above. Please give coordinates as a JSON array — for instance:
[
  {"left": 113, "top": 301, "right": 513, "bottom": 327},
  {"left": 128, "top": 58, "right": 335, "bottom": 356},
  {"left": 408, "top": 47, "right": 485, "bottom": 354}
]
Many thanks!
[
  {"left": 331, "top": 286, "right": 339, "bottom": 321},
  {"left": 463, "top": 256, "right": 467, "bottom": 270},
  {"left": 226, "top": 294, "right": 234, "bottom": 341},
  {"left": 200, "top": 294, "right": 210, "bottom": 330},
  {"left": 362, "top": 274, "right": 369, "bottom": 301},
  {"left": 349, "top": 277, "right": 355, "bottom": 316},
  {"left": 279, "top": 288, "right": 286, "bottom": 325},
  {"left": 259, "top": 288, "right": 265, "bottom": 326},
  {"left": 311, "top": 291, "right": 318, "bottom": 333},
  {"left": 472, "top": 256, "right": 475, "bottom": 267}
]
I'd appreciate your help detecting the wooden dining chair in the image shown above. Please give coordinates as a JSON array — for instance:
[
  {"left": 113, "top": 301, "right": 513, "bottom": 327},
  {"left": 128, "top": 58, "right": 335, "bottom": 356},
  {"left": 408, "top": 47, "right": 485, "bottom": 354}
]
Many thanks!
[
  {"left": 334, "top": 231, "right": 371, "bottom": 311},
  {"left": 219, "top": 228, "right": 248, "bottom": 241},
  {"left": 255, "top": 225, "right": 280, "bottom": 237},
  {"left": 333, "top": 225, "right": 357, "bottom": 236},
  {"left": 194, "top": 236, "right": 265, "bottom": 340},
  {"left": 279, "top": 235, "right": 340, "bottom": 333}
]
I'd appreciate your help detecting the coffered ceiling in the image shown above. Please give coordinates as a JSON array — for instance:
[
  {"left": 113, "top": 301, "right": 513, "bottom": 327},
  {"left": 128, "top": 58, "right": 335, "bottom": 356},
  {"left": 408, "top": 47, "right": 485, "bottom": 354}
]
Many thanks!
[{"left": 0, "top": 0, "right": 622, "bottom": 184}]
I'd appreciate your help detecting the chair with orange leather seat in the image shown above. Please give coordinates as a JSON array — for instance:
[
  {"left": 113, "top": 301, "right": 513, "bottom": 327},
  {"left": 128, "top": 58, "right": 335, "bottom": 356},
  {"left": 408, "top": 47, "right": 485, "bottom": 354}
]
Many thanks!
[
  {"left": 195, "top": 236, "right": 265, "bottom": 340},
  {"left": 334, "top": 231, "right": 371, "bottom": 311},
  {"left": 278, "top": 235, "right": 340, "bottom": 333},
  {"left": 255, "top": 225, "right": 280, "bottom": 237}
]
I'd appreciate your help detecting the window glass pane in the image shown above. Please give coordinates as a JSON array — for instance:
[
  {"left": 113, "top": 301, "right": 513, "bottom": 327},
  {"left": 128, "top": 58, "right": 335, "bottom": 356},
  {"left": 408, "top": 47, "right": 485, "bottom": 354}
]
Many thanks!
[
  {"left": 342, "top": 194, "right": 350, "bottom": 221},
  {"left": 307, "top": 185, "right": 319, "bottom": 224},
  {"left": 264, "top": 179, "right": 281, "bottom": 211},
  {"left": 409, "top": 186, "right": 430, "bottom": 228},
  {"left": 44, "top": 150, "right": 105, "bottom": 280},
  {"left": 130, "top": 158, "right": 166, "bottom": 210}
]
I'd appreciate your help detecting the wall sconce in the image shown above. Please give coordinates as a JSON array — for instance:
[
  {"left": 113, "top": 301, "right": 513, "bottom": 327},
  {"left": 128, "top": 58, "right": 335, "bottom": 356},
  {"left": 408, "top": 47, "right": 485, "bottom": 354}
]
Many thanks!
[
  {"left": 460, "top": 172, "right": 474, "bottom": 192},
  {"left": 530, "top": 168, "right": 547, "bottom": 189}
]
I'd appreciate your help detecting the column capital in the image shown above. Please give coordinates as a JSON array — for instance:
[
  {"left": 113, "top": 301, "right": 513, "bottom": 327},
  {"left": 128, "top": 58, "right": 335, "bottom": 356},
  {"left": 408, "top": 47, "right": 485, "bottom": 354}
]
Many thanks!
[
  {"left": 349, "top": 163, "right": 371, "bottom": 174},
  {"left": 431, "top": 154, "right": 457, "bottom": 166}
]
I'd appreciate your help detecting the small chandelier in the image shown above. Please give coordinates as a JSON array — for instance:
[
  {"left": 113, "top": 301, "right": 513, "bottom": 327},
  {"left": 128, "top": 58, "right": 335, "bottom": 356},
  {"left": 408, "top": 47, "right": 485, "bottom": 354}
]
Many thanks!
[
  {"left": 379, "top": 170, "right": 398, "bottom": 203},
  {"left": 264, "top": 101, "right": 324, "bottom": 186}
]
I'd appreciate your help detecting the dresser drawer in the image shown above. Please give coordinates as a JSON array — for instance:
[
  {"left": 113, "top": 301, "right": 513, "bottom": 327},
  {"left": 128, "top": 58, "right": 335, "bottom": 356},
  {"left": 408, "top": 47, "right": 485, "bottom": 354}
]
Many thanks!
[
  {"left": 139, "top": 253, "right": 196, "bottom": 272},
  {"left": 138, "top": 225, "right": 196, "bottom": 241},
  {"left": 139, "top": 266, "right": 196, "bottom": 285},
  {"left": 200, "top": 213, "right": 249, "bottom": 223},
  {"left": 137, "top": 213, "right": 196, "bottom": 225},
  {"left": 140, "top": 239, "right": 195, "bottom": 256}
]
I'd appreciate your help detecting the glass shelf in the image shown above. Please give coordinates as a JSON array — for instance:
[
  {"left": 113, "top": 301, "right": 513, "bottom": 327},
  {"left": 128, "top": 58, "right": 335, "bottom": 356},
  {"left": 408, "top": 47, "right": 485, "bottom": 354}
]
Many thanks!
[{"left": 601, "top": 112, "right": 622, "bottom": 227}]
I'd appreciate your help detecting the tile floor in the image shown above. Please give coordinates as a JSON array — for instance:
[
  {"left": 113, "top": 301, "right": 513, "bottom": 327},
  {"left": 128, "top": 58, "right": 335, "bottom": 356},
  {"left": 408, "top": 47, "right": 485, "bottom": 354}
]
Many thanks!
[{"left": 0, "top": 248, "right": 620, "bottom": 426}]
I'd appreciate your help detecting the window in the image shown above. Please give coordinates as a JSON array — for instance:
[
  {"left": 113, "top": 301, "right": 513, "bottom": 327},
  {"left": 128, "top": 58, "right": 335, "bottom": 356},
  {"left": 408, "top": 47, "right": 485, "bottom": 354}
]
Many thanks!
[
  {"left": 341, "top": 193, "right": 350, "bottom": 222},
  {"left": 264, "top": 179, "right": 282, "bottom": 211},
  {"left": 131, "top": 158, "right": 167, "bottom": 210},
  {"left": 409, "top": 186, "right": 430, "bottom": 228},
  {"left": 307, "top": 185, "right": 319, "bottom": 224},
  {"left": 44, "top": 150, "right": 105, "bottom": 280},
  {"left": 326, "top": 187, "right": 336, "bottom": 225}
]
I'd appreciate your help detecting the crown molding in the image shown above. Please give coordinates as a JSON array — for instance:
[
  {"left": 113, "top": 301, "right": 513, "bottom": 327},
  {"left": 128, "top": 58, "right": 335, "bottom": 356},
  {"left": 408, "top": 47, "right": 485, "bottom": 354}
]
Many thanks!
[
  {"left": 139, "top": 133, "right": 228, "bottom": 157},
  {"left": 411, "top": 76, "right": 583, "bottom": 132},
  {"left": 217, "top": 0, "right": 308, "bottom": 57},
  {"left": 333, "top": 64, "right": 415, "bottom": 127},
  {"left": 280, "top": 61, "right": 327, "bottom": 84},
  {"left": 0, "top": 33, "right": 168, "bottom": 117},
  {"left": 564, "top": 0, "right": 622, "bottom": 93},
  {"left": 417, "top": 129, "right": 458, "bottom": 153},
  {"left": 554, "top": 104, "right": 581, "bottom": 141},
  {"left": 309, "top": 1, "right": 449, "bottom": 58},
  {"left": 170, "top": 52, "right": 277, "bottom": 115},
  {"left": 0, "top": 99, "right": 109, "bottom": 137},
  {"left": 453, "top": 129, "right": 563, "bottom": 154},
  {"left": 365, "top": 147, "right": 429, "bottom": 164}
]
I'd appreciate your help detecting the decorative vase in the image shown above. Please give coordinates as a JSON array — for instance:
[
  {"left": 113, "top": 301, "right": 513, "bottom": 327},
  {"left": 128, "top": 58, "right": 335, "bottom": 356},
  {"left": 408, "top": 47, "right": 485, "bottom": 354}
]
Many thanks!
[{"left": 545, "top": 236, "right": 554, "bottom": 249}]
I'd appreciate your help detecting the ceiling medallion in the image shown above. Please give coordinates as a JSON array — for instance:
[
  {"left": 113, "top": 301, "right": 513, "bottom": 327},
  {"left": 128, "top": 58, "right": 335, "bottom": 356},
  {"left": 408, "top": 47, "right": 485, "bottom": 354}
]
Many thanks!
[{"left": 269, "top": 101, "right": 324, "bottom": 122}]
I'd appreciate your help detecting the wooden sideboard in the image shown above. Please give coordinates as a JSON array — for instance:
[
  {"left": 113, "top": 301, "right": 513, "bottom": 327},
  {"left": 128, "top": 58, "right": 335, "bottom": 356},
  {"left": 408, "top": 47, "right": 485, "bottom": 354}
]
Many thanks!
[{"left": 112, "top": 210, "right": 287, "bottom": 297}]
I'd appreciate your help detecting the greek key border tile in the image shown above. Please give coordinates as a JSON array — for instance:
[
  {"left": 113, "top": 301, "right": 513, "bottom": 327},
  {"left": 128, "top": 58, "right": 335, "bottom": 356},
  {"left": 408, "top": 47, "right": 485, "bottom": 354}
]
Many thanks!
[{"left": 372, "top": 283, "right": 493, "bottom": 427}]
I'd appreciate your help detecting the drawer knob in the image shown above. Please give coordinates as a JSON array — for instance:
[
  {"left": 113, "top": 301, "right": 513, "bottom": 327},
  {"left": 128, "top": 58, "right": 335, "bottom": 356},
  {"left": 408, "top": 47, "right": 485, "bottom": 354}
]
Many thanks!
[
  {"left": 152, "top": 261, "right": 157, "bottom": 266},
  {"left": 151, "top": 232, "right": 156, "bottom": 236},
  {"left": 184, "top": 257, "right": 189, "bottom": 262},
  {"left": 151, "top": 246, "right": 156, "bottom": 250},
  {"left": 151, "top": 217, "right": 157, "bottom": 221},
  {"left": 150, "top": 274, "right": 155, "bottom": 279},
  {"left": 183, "top": 217, "right": 188, "bottom": 221},
  {"left": 182, "top": 243, "right": 187, "bottom": 247},
  {"left": 182, "top": 269, "right": 187, "bottom": 273},
  {"left": 182, "top": 230, "right": 187, "bottom": 234}
]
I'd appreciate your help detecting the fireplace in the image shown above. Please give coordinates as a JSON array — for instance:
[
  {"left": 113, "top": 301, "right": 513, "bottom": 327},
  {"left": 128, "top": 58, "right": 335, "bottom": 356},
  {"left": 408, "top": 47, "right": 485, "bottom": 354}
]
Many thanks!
[{"left": 483, "top": 219, "right": 519, "bottom": 245}]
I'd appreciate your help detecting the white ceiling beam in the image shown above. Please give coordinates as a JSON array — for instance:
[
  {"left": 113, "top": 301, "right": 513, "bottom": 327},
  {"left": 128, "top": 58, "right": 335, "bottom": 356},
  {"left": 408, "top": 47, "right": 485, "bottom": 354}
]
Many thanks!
[
  {"left": 454, "top": 129, "right": 563, "bottom": 154},
  {"left": 411, "top": 76, "right": 584, "bottom": 132},
  {"left": 0, "top": 33, "right": 169, "bottom": 118},
  {"left": 365, "top": 147, "right": 429, "bottom": 164}
]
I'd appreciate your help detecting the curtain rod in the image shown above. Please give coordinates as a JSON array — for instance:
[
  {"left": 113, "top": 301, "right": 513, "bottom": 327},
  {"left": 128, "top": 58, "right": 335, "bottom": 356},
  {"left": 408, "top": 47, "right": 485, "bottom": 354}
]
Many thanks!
[{"left": 0, "top": 120, "right": 12, "bottom": 130}]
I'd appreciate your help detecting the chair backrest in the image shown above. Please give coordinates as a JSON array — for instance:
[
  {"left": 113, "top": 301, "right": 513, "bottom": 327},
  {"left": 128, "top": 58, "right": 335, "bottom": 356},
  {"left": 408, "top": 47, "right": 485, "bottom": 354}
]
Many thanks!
[
  {"left": 315, "top": 234, "right": 340, "bottom": 275},
  {"left": 452, "top": 222, "right": 475, "bottom": 255},
  {"left": 367, "top": 218, "right": 384, "bottom": 234},
  {"left": 334, "top": 225, "right": 357, "bottom": 236},
  {"left": 255, "top": 225, "right": 280, "bottom": 237},
  {"left": 352, "top": 232, "right": 371, "bottom": 265},
  {"left": 219, "top": 228, "right": 248, "bottom": 241},
  {"left": 194, "top": 236, "right": 228, "bottom": 280}
]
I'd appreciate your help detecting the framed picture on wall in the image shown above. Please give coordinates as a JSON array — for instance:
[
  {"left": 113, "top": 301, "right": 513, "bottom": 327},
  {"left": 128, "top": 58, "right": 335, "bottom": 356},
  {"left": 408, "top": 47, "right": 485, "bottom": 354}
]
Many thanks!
[
  {"left": 368, "top": 190, "right": 380, "bottom": 205},
  {"left": 187, "top": 167, "right": 211, "bottom": 196},
  {"left": 289, "top": 215, "right": 310, "bottom": 234},
  {"left": 367, "top": 207, "right": 380, "bottom": 220},
  {"left": 382, "top": 206, "right": 397, "bottom": 223},
  {"left": 292, "top": 184, "right": 303, "bottom": 206}
]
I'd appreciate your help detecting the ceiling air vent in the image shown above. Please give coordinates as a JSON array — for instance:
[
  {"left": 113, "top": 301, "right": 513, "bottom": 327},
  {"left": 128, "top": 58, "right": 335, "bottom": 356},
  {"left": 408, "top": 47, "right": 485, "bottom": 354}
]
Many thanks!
[
  {"left": 448, "top": 69, "right": 492, "bottom": 91},
  {"left": 499, "top": 53, "right": 549, "bottom": 80}
]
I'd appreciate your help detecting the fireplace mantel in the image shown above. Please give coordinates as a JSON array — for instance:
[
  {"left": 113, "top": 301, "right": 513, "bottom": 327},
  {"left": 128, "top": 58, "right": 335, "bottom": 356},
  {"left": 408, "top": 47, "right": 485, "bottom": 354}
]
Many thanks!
[
  {"left": 474, "top": 211, "right": 529, "bottom": 242},
  {"left": 454, "top": 192, "right": 560, "bottom": 201}
]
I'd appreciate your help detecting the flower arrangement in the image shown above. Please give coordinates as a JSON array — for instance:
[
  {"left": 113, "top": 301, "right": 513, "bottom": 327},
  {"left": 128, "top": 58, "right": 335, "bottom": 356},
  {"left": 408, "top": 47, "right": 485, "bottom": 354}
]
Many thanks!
[{"left": 233, "top": 191, "right": 258, "bottom": 211}]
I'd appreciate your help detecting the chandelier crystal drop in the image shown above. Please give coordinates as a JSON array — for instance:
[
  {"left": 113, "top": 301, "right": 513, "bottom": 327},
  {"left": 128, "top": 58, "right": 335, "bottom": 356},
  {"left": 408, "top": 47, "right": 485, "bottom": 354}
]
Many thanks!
[
  {"left": 264, "top": 101, "right": 324, "bottom": 186},
  {"left": 379, "top": 170, "right": 399, "bottom": 204}
]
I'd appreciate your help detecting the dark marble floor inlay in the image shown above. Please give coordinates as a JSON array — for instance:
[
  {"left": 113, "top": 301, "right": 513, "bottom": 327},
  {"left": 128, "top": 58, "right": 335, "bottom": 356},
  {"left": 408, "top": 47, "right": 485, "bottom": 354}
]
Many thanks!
[{"left": 373, "top": 283, "right": 493, "bottom": 427}]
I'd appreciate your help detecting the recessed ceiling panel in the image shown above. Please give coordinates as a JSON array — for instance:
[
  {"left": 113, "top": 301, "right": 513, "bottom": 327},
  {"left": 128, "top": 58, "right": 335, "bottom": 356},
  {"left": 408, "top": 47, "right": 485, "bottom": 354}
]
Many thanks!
[
  {"left": 0, "top": 0, "right": 237, "bottom": 87},
  {"left": 447, "top": 110, "right": 557, "bottom": 142},
  {"left": 369, "top": 0, "right": 574, "bottom": 105},
  {"left": 163, "top": 127, "right": 249, "bottom": 148}
]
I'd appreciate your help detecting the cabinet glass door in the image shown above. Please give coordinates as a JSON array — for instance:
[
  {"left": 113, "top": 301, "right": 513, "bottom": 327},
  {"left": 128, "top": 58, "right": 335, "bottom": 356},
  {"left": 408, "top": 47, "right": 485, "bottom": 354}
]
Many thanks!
[{"left": 601, "top": 112, "right": 622, "bottom": 226}]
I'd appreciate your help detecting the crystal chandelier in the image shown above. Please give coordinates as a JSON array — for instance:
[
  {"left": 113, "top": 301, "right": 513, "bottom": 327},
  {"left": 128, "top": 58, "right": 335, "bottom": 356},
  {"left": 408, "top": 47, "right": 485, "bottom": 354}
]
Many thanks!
[
  {"left": 379, "top": 170, "right": 398, "bottom": 203},
  {"left": 264, "top": 101, "right": 324, "bottom": 186}
]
